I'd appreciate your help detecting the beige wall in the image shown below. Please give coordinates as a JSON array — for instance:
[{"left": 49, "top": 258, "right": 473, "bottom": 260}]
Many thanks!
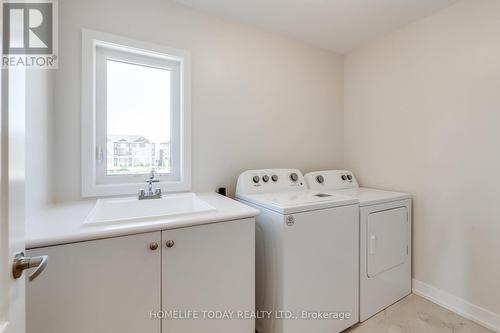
[
  {"left": 53, "top": 0, "right": 344, "bottom": 201},
  {"left": 345, "top": 0, "right": 500, "bottom": 315}
]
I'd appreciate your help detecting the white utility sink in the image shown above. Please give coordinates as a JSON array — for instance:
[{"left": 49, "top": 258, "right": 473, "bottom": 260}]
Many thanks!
[{"left": 84, "top": 192, "right": 216, "bottom": 225}]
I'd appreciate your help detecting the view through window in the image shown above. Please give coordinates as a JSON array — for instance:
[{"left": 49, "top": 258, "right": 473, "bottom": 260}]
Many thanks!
[{"left": 106, "top": 59, "right": 172, "bottom": 176}]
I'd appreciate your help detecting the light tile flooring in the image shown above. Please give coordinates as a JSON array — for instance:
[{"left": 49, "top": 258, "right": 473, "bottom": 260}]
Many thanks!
[{"left": 345, "top": 294, "right": 493, "bottom": 333}]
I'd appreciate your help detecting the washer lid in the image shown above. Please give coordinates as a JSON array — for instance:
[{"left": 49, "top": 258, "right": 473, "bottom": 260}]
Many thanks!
[
  {"left": 330, "top": 188, "right": 410, "bottom": 207},
  {"left": 237, "top": 190, "right": 358, "bottom": 214}
]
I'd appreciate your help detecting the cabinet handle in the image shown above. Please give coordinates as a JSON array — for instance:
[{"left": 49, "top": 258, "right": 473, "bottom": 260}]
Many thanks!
[
  {"left": 149, "top": 242, "right": 159, "bottom": 251},
  {"left": 166, "top": 240, "right": 175, "bottom": 248}
]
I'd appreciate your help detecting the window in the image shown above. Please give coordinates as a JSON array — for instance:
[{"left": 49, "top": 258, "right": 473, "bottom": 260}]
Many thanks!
[
  {"left": 96, "top": 48, "right": 178, "bottom": 181},
  {"left": 82, "top": 30, "right": 191, "bottom": 197}
]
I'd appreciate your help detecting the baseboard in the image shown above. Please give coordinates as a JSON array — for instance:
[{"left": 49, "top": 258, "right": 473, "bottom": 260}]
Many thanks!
[{"left": 412, "top": 279, "right": 500, "bottom": 332}]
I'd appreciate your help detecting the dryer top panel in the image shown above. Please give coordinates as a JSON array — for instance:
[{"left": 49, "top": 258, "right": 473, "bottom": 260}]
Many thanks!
[
  {"left": 334, "top": 188, "right": 410, "bottom": 207},
  {"left": 305, "top": 170, "right": 359, "bottom": 190},
  {"left": 305, "top": 170, "right": 410, "bottom": 206}
]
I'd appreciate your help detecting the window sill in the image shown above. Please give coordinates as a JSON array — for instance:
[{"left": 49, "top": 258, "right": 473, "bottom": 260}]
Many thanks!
[{"left": 81, "top": 180, "right": 191, "bottom": 198}]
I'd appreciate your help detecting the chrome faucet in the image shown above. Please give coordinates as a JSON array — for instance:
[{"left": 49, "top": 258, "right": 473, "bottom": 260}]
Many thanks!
[{"left": 138, "top": 169, "right": 162, "bottom": 200}]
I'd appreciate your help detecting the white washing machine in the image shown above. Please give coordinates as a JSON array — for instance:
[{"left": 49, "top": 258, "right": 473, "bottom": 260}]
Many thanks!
[
  {"left": 236, "top": 169, "right": 359, "bottom": 333},
  {"left": 305, "top": 170, "right": 412, "bottom": 322}
]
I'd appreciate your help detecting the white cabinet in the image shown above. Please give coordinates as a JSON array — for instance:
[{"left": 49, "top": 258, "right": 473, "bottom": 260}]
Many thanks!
[
  {"left": 26, "top": 218, "right": 255, "bottom": 333},
  {"left": 27, "top": 232, "right": 162, "bottom": 333},
  {"left": 162, "top": 219, "right": 255, "bottom": 333}
]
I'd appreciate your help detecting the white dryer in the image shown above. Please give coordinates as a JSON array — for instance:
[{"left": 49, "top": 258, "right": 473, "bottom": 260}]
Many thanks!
[
  {"left": 305, "top": 170, "right": 412, "bottom": 322},
  {"left": 236, "top": 169, "right": 359, "bottom": 333}
]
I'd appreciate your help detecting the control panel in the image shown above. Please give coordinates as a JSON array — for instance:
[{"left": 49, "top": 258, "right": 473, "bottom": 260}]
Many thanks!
[
  {"left": 235, "top": 169, "right": 307, "bottom": 195},
  {"left": 304, "top": 170, "right": 359, "bottom": 190}
]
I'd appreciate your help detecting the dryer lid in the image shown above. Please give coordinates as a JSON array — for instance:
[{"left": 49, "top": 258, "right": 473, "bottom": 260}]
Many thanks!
[{"left": 335, "top": 188, "right": 410, "bottom": 206}]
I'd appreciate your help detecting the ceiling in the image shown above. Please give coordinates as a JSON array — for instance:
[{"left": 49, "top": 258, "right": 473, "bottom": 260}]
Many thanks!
[{"left": 173, "top": 0, "right": 458, "bottom": 53}]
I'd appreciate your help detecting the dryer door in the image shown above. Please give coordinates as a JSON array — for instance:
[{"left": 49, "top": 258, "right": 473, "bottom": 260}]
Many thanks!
[{"left": 367, "top": 207, "right": 408, "bottom": 278}]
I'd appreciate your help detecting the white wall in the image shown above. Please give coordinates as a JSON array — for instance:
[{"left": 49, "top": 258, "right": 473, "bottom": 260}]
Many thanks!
[
  {"left": 26, "top": 70, "right": 53, "bottom": 217},
  {"left": 24, "top": 0, "right": 500, "bottom": 325},
  {"left": 53, "top": 0, "right": 344, "bottom": 201},
  {"left": 344, "top": 0, "right": 500, "bottom": 317}
]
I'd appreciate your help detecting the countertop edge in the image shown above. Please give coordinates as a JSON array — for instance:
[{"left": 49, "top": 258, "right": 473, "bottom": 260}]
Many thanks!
[
  {"left": 26, "top": 212, "right": 257, "bottom": 249},
  {"left": 26, "top": 193, "right": 260, "bottom": 249}
]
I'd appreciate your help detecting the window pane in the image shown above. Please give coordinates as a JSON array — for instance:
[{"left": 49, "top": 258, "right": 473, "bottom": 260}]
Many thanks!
[{"left": 106, "top": 59, "right": 171, "bottom": 176}]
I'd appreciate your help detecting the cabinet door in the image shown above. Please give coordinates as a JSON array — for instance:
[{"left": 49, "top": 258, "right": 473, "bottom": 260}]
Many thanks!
[
  {"left": 162, "top": 219, "right": 255, "bottom": 333},
  {"left": 27, "top": 232, "right": 162, "bottom": 333}
]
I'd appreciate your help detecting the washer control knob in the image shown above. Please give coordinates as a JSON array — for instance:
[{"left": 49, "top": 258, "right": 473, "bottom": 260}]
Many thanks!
[
  {"left": 262, "top": 175, "right": 270, "bottom": 183},
  {"left": 290, "top": 173, "right": 299, "bottom": 182},
  {"left": 271, "top": 175, "right": 279, "bottom": 182},
  {"left": 316, "top": 175, "right": 324, "bottom": 184},
  {"left": 341, "top": 175, "right": 347, "bottom": 181},
  {"left": 347, "top": 174, "right": 353, "bottom": 181},
  {"left": 252, "top": 176, "right": 260, "bottom": 183}
]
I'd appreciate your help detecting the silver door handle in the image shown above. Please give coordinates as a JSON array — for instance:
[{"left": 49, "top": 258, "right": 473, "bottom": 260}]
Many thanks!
[
  {"left": 12, "top": 252, "right": 49, "bottom": 282},
  {"left": 369, "top": 235, "right": 377, "bottom": 255}
]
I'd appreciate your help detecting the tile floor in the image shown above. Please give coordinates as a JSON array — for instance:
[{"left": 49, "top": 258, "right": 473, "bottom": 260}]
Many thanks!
[{"left": 345, "top": 294, "right": 493, "bottom": 333}]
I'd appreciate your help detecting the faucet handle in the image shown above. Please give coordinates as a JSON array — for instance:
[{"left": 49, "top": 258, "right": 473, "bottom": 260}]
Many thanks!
[{"left": 148, "top": 169, "right": 161, "bottom": 183}]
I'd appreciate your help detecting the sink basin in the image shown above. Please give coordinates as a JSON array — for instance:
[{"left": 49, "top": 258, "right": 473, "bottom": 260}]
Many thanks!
[{"left": 84, "top": 193, "right": 216, "bottom": 225}]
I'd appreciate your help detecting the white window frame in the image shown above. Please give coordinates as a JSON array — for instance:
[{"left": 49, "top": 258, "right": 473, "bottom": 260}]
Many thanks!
[
  {"left": 81, "top": 29, "right": 191, "bottom": 197},
  {"left": 95, "top": 47, "right": 181, "bottom": 185}
]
